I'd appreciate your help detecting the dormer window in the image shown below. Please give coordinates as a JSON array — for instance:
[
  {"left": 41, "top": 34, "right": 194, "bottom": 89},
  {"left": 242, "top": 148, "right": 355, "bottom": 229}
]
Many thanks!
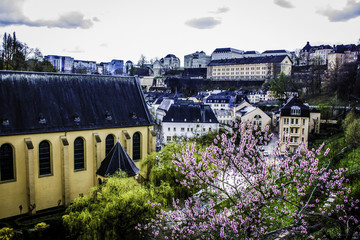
[
  {"left": 291, "top": 106, "right": 301, "bottom": 116},
  {"left": 105, "top": 111, "right": 112, "bottom": 121},
  {"left": 73, "top": 114, "right": 80, "bottom": 124},
  {"left": 38, "top": 114, "right": 46, "bottom": 124},
  {"left": 2, "top": 119, "right": 9, "bottom": 126}
]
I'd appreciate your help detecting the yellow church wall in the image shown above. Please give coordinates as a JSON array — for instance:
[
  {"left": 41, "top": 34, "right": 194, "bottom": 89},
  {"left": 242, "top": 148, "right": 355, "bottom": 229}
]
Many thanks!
[{"left": 0, "top": 125, "right": 155, "bottom": 219}]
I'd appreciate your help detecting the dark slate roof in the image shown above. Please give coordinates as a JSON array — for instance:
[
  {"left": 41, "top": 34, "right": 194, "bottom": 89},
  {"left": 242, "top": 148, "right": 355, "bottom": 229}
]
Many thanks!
[
  {"left": 96, "top": 141, "right": 139, "bottom": 177},
  {"left": 163, "top": 102, "right": 218, "bottom": 123},
  {"left": 244, "top": 51, "right": 259, "bottom": 54},
  {"left": 134, "top": 68, "right": 151, "bottom": 77},
  {"left": 280, "top": 97, "right": 309, "bottom": 117},
  {"left": 213, "top": 48, "right": 243, "bottom": 54},
  {"left": 0, "top": 71, "right": 152, "bottom": 136},
  {"left": 302, "top": 42, "right": 312, "bottom": 52},
  {"left": 208, "top": 55, "right": 290, "bottom": 66},
  {"left": 165, "top": 54, "right": 177, "bottom": 58},
  {"left": 262, "top": 50, "right": 288, "bottom": 54}
]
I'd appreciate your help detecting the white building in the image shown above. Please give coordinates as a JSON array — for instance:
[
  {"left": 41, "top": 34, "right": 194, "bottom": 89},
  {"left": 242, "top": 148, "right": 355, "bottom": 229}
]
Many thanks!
[
  {"left": 184, "top": 51, "right": 211, "bottom": 68},
  {"left": 162, "top": 101, "right": 219, "bottom": 144},
  {"left": 211, "top": 48, "right": 244, "bottom": 60}
]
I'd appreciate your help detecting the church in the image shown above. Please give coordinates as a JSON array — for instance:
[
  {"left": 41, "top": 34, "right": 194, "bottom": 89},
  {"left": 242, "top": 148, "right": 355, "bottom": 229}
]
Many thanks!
[{"left": 0, "top": 71, "right": 156, "bottom": 219}]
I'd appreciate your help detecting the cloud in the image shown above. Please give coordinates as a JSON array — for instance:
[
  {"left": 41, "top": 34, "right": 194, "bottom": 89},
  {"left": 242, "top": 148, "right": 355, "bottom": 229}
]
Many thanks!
[
  {"left": 274, "top": 0, "right": 294, "bottom": 8},
  {"left": 210, "top": 7, "right": 229, "bottom": 14},
  {"left": 318, "top": 0, "right": 360, "bottom": 22},
  {"left": 0, "top": 0, "right": 96, "bottom": 28},
  {"left": 185, "top": 17, "right": 221, "bottom": 29}
]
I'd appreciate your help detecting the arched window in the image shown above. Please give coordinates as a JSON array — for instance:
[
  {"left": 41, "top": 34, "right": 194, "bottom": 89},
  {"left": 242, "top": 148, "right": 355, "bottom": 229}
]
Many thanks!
[
  {"left": 74, "top": 137, "right": 85, "bottom": 170},
  {"left": 105, "top": 134, "right": 115, "bottom": 156},
  {"left": 133, "top": 132, "right": 141, "bottom": 161},
  {"left": 39, "top": 141, "right": 51, "bottom": 176},
  {"left": 0, "top": 144, "right": 15, "bottom": 181}
]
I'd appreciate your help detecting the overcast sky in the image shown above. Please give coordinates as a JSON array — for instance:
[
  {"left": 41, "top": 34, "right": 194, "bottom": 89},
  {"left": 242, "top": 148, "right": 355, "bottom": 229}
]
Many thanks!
[{"left": 0, "top": 0, "right": 359, "bottom": 65}]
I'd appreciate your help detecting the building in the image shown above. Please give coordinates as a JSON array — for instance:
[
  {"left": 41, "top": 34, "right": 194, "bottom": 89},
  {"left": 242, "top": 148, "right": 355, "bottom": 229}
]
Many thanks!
[
  {"left": 44, "top": 55, "right": 74, "bottom": 73},
  {"left": 234, "top": 101, "right": 271, "bottom": 129},
  {"left": 203, "top": 91, "right": 237, "bottom": 111},
  {"left": 328, "top": 44, "right": 360, "bottom": 70},
  {"left": 73, "top": 60, "right": 97, "bottom": 74},
  {"left": 160, "top": 54, "right": 181, "bottom": 70},
  {"left": 162, "top": 101, "right": 219, "bottom": 144},
  {"left": 278, "top": 97, "right": 320, "bottom": 153},
  {"left": 109, "top": 59, "right": 124, "bottom": 75},
  {"left": 184, "top": 51, "right": 211, "bottom": 68},
  {"left": 207, "top": 55, "right": 292, "bottom": 80},
  {"left": 211, "top": 48, "right": 244, "bottom": 60},
  {"left": 300, "top": 42, "right": 334, "bottom": 66},
  {"left": 0, "top": 71, "right": 156, "bottom": 219}
]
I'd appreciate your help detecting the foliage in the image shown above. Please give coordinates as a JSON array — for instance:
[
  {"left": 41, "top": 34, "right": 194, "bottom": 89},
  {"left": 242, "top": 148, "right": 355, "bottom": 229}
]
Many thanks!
[
  {"left": 140, "top": 122, "right": 360, "bottom": 239},
  {"left": 326, "top": 62, "right": 360, "bottom": 102},
  {"left": 34, "top": 222, "right": 47, "bottom": 232},
  {"left": 63, "top": 173, "right": 169, "bottom": 240},
  {"left": 141, "top": 142, "right": 201, "bottom": 203},
  {"left": 269, "top": 71, "right": 297, "bottom": 99},
  {"left": 0, "top": 227, "right": 14, "bottom": 240},
  {"left": 0, "top": 32, "right": 56, "bottom": 72},
  {"left": 343, "top": 111, "right": 360, "bottom": 149}
]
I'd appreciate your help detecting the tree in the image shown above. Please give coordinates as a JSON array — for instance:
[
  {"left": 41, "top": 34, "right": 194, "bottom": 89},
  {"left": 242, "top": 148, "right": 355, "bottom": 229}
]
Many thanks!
[
  {"left": 62, "top": 173, "right": 171, "bottom": 240},
  {"left": 269, "top": 71, "right": 297, "bottom": 99},
  {"left": 138, "top": 54, "right": 147, "bottom": 68},
  {"left": 0, "top": 32, "right": 56, "bottom": 72},
  {"left": 140, "top": 122, "right": 360, "bottom": 239},
  {"left": 1, "top": 32, "right": 27, "bottom": 70}
]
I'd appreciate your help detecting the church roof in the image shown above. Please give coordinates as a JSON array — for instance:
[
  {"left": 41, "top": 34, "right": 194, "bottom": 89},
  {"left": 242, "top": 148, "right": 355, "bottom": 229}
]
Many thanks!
[
  {"left": 0, "top": 71, "right": 153, "bottom": 136},
  {"left": 96, "top": 141, "right": 139, "bottom": 177}
]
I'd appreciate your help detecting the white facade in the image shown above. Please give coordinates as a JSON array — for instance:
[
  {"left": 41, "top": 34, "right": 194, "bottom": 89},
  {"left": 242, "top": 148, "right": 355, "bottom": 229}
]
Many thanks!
[{"left": 162, "top": 122, "right": 219, "bottom": 144}]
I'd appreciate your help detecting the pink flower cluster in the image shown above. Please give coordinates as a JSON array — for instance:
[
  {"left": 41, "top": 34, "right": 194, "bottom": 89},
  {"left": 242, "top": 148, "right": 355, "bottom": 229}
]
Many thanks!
[{"left": 138, "top": 121, "right": 359, "bottom": 239}]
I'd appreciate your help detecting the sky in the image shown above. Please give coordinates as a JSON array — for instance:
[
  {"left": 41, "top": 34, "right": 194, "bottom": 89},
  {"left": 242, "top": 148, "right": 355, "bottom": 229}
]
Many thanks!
[{"left": 0, "top": 0, "right": 359, "bottom": 65}]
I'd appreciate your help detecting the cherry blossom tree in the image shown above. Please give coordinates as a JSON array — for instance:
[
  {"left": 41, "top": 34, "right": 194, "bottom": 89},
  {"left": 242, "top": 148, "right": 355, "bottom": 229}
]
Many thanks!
[{"left": 138, "top": 121, "right": 359, "bottom": 239}]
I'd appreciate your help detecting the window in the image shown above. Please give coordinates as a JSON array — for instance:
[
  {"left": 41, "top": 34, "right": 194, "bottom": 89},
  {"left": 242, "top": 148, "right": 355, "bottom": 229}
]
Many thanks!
[
  {"left": 173, "top": 127, "right": 176, "bottom": 131},
  {"left": 74, "top": 138, "right": 85, "bottom": 170},
  {"left": 133, "top": 132, "right": 141, "bottom": 160},
  {"left": 181, "top": 128, "right": 185, "bottom": 132},
  {"left": 303, "top": 119, "right": 306, "bottom": 125},
  {"left": 291, "top": 106, "right": 301, "bottom": 116},
  {"left": 0, "top": 144, "right": 15, "bottom": 181},
  {"left": 295, "top": 119, "right": 299, "bottom": 124},
  {"left": 105, "top": 134, "right": 115, "bottom": 156},
  {"left": 291, "top": 119, "right": 294, "bottom": 124},
  {"left": 167, "top": 136, "right": 171, "bottom": 141},
  {"left": 168, "top": 127, "right": 170, "bottom": 131},
  {"left": 302, "top": 128, "right": 305, "bottom": 134},
  {"left": 39, "top": 141, "right": 51, "bottom": 176}
]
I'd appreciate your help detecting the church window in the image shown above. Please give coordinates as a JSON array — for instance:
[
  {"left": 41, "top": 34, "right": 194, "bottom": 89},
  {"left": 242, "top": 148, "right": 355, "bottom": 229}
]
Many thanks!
[
  {"left": 0, "top": 144, "right": 15, "bottom": 181},
  {"left": 39, "top": 141, "right": 51, "bottom": 176},
  {"left": 133, "top": 132, "right": 141, "bottom": 160},
  {"left": 105, "top": 134, "right": 115, "bottom": 156},
  {"left": 74, "top": 137, "right": 85, "bottom": 171}
]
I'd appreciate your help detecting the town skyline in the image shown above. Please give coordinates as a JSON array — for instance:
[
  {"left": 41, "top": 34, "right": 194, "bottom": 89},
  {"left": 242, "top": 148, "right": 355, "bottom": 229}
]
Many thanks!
[{"left": 0, "top": 0, "right": 359, "bottom": 64}]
